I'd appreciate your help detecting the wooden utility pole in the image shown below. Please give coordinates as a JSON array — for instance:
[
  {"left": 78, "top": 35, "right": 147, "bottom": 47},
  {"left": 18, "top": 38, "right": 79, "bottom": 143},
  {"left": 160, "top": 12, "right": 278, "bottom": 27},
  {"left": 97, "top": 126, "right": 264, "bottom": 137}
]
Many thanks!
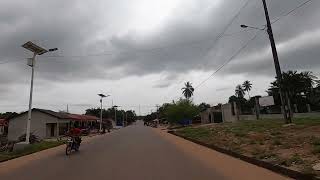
[{"left": 262, "top": 0, "right": 291, "bottom": 123}]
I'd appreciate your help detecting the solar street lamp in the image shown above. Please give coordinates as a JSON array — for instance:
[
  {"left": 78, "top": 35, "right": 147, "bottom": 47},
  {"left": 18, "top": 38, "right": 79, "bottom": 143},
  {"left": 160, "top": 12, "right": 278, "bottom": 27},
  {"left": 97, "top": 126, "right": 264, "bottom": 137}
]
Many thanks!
[
  {"left": 22, "top": 41, "right": 58, "bottom": 144},
  {"left": 98, "top": 94, "right": 110, "bottom": 132}
]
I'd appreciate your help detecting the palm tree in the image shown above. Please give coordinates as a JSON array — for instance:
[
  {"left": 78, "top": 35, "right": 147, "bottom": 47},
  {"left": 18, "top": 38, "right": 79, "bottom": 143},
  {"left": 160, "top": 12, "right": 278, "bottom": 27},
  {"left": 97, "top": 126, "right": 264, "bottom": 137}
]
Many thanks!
[
  {"left": 235, "top": 85, "right": 245, "bottom": 99},
  {"left": 242, "top": 80, "right": 252, "bottom": 99},
  {"left": 182, "top": 81, "right": 194, "bottom": 100}
]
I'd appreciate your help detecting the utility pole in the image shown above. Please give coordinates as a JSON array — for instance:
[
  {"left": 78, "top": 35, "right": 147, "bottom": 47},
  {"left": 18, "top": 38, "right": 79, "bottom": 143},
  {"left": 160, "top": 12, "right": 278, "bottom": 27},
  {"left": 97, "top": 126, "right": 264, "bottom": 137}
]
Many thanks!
[
  {"left": 122, "top": 111, "right": 125, "bottom": 127},
  {"left": 139, "top": 104, "right": 141, "bottom": 117},
  {"left": 261, "top": 0, "right": 290, "bottom": 123},
  {"left": 156, "top": 105, "right": 160, "bottom": 119}
]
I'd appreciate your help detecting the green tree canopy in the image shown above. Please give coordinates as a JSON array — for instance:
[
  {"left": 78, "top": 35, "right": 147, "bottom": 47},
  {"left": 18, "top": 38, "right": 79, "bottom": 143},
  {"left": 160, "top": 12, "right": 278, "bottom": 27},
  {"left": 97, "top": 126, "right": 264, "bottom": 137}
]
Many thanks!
[
  {"left": 164, "top": 99, "right": 199, "bottom": 124},
  {"left": 198, "top": 102, "right": 210, "bottom": 111},
  {"left": 235, "top": 85, "right": 245, "bottom": 98},
  {"left": 267, "top": 70, "right": 320, "bottom": 105},
  {"left": 182, "top": 81, "right": 194, "bottom": 100},
  {"left": 242, "top": 80, "right": 252, "bottom": 99}
]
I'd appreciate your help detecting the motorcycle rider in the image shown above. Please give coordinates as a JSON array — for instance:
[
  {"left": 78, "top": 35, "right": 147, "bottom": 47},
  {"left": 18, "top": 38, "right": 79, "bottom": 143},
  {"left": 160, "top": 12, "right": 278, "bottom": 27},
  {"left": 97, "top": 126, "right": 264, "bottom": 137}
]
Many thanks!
[{"left": 68, "top": 124, "right": 82, "bottom": 147}]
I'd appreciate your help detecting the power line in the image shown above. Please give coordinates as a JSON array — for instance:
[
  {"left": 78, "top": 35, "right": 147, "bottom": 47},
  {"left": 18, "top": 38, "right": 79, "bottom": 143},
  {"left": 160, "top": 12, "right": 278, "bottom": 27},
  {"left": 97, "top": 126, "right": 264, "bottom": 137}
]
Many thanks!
[
  {"left": 271, "top": 0, "right": 313, "bottom": 24},
  {"left": 194, "top": 30, "right": 261, "bottom": 90},
  {"left": 200, "top": 0, "right": 252, "bottom": 60},
  {"left": 193, "top": 0, "right": 313, "bottom": 90},
  {"left": 166, "top": 0, "right": 314, "bottom": 101},
  {"left": 164, "top": 0, "right": 253, "bottom": 102}
]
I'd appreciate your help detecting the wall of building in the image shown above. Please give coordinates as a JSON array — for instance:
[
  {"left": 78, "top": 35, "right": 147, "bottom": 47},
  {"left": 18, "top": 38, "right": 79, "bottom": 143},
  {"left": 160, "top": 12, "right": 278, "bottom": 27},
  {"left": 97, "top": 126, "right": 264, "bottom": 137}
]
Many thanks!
[
  {"left": 200, "top": 107, "right": 224, "bottom": 124},
  {"left": 200, "top": 109, "right": 211, "bottom": 124},
  {"left": 239, "top": 113, "right": 320, "bottom": 121},
  {"left": 214, "top": 103, "right": 320, "bottom": 123},
  {"left": 222, "top": 103, "right": 237, "bottom": 122},
  {"left": 8, "top": 111, "right": 69, "bottom": 141}
]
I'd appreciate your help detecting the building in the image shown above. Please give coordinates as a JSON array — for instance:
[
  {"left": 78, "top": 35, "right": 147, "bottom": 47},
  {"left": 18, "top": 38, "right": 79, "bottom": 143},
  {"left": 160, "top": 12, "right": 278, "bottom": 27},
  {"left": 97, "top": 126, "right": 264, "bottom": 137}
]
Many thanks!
[
  {"left": 8, "top": 108, "right": 98, "bottom": 141},
  {"left": 200, "top": 106, "right": 223, "bottom": 124},
  {"left": 0, "top": 119, "right": 8, "bottom": 135}
]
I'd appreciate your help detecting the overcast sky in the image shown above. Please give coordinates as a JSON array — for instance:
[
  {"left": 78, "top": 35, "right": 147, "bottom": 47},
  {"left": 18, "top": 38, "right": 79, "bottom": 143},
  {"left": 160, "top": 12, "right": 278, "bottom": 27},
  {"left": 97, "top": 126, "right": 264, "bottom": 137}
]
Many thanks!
[{"left": 0, "top": 0, "right": 319, "bottom": 115}]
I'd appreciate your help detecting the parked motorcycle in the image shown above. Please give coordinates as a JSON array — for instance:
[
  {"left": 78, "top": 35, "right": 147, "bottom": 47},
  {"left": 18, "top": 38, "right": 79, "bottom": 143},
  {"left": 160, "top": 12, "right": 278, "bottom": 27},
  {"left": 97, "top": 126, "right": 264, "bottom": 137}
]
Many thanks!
[{"left": 65, "top": 137, "right": 81, "bottom": 155}]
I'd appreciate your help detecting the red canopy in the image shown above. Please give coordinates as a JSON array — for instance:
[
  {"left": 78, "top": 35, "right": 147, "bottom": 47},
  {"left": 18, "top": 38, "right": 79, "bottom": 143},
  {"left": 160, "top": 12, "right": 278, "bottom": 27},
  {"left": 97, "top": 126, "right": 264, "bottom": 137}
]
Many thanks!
[
  {"left": 0, "top": 119, "right": 8, "bottom": 127},
  {"left": 67, "top": 114, "right": 99, "bottom": 122}
]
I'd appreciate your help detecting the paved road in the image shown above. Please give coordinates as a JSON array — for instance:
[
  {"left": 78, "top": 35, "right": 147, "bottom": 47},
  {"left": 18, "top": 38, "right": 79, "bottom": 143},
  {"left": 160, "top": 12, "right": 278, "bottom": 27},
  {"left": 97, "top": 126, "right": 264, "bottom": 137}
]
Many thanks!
[{"left": 0, "top": 121, "right": 288, "bottom": 180}]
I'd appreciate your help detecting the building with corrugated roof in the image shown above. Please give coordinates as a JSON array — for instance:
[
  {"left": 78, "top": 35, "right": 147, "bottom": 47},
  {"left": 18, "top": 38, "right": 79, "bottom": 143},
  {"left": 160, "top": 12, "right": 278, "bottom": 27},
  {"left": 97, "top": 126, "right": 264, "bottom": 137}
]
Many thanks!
[{"left": 7, "top": 108, "right": 99, "bottom": 141}]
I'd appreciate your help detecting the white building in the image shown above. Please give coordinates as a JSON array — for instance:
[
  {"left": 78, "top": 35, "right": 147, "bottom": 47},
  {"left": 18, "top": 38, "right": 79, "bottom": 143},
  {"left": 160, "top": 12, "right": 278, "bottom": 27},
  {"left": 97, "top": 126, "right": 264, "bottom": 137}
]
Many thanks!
[{"left": 8, "top": 108, "right": 98, "bottom": 141}]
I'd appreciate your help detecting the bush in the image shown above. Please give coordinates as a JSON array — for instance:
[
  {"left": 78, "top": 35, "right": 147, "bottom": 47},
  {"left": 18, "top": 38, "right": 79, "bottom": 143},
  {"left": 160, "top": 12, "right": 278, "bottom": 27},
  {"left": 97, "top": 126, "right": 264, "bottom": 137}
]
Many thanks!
[
  {"left": 272, "top": 139, "right": 282, "bottom": 145},
  {"left": 164, "top": 99, "right": 199, "bottom": 124},
  {"left": 312, "top": 145, "right": 320, "bottom": 154}
]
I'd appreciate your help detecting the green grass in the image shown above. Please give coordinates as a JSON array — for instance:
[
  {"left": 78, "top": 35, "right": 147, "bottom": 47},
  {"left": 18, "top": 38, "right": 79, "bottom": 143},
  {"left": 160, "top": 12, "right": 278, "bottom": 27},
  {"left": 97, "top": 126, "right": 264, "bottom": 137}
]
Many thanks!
[
  {"left": 280, "top": 154, "right": 304, "bottom": 166},
  {"left": 177, "top": 127, "right": 211, "bottom": 140},
  {"left": 293, "top": 117, "right": 320, "bottom": 126},
  {"left": 0, "top": 141, "right": 65, "bottom": 162},
  {"left": 177, "top": 118, "right": 320, "bottom": 140},
  {"left": 312, "top": 145, "right": 320, "bottom": 154}
]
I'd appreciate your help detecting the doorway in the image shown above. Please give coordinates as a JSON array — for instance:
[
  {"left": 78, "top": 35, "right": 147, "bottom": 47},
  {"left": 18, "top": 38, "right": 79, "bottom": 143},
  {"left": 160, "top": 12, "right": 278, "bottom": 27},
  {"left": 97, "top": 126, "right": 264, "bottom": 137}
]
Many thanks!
[
  {"left": 213, "top": 112, "right": 223, "bottom": 123},
  {"left": 46, "top": 123, "right": 56, "bottom": 137},
  {"left": 208, "top": 114, "right": 212, "bottom": 123}
]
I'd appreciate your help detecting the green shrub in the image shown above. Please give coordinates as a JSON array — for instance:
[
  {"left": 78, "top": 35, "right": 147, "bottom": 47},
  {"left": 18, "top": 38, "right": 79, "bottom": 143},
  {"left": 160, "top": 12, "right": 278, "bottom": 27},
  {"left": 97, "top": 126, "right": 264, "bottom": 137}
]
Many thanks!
[
  {"left": 272, "top": 139, "right": 282, "bottom": 145},
  {"left": 282, "top": 154, "right": 304, "bottom": 166},
  {"left": 312, "top": 145, "right": 320, "bottom": 154}
]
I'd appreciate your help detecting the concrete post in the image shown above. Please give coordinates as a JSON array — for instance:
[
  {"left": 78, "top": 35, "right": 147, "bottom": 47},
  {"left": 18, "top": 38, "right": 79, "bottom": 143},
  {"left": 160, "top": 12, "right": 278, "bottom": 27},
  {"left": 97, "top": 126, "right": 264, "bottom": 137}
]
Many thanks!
[
  {"left": 56, "top": 120, "right": 59, "bottom": 137},
  {"left": 255, "top": 97, "right": 260, "bottom": 120},
  {"left": 294, "top": 104, "right": 298, "bottom": 113},
  {"left": 233, "top": 102, "right": 239, "bottom": 121},
  {"left": 221, "top": 105, "right": 225, "bottom": 123},
  {"left": 307, "top": 104, "right": 311, "bottom": 113}
]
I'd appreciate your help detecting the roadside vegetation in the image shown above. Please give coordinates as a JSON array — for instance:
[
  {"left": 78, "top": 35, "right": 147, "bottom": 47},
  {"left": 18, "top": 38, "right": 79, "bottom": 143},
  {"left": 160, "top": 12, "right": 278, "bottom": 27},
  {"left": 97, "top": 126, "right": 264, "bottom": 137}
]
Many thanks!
[
  {"left": 0, "top": 140, "right": 65, "bottom": 162},
  {"left": 176, "top": 118, "right": 320, "bottom": 176}
]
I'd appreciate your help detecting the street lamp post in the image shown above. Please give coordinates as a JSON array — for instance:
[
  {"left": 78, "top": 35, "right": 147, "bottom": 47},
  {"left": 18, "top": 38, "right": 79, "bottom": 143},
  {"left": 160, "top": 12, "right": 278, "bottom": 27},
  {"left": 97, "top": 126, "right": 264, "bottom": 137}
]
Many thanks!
[
  {"left": 240, "top": 0, "right": 290, "bottom": 123},
  {"left": 98, "top": 94, "right": 110, "bottom": 132},
  {"left": 113, "top": 105, "right": 119, "bottom": 127},
  {"left": 22, "top": 41, "right": 58, "bottom": 144}
]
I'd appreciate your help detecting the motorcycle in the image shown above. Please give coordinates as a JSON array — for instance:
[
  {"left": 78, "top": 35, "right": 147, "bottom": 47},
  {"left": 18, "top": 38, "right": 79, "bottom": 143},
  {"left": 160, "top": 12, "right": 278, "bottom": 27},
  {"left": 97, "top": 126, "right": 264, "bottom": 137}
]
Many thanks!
[{"left": 65, "top": 137, "right": 81, "bottom": 155}]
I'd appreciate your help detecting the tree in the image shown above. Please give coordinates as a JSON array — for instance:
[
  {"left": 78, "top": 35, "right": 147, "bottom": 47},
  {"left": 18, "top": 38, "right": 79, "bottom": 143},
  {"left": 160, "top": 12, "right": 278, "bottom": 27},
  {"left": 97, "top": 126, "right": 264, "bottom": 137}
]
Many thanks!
[
  {"left": 125, "top": 110, "right": 136, "bottom": 124},
  {"left": 235, "top": 85, "right": 245, "bottom": 99},
  {"left": 242, "top": 80, "right": 252, "bottom": 99},
  {"left": 163, "top": 99, "right": 199, "bottom": 124},
  {"left": 198, "top": 102, "right": 210, "bottom": 111},
  {"left": 0, "top": 112, "right": 18, "bottom": 119},
  {"left": 182, "top": 81, "right": 194, "bottom": 100},
  {"left": 268, "top": 70, "right": 319, "bottom": 105}
]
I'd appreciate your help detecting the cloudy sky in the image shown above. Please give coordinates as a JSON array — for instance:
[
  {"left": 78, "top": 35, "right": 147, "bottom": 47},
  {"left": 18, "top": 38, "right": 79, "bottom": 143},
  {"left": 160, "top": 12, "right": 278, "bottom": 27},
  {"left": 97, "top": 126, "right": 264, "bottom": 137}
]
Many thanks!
[{"left": 0, "top": 0, "right": 319, "bottom": 115}]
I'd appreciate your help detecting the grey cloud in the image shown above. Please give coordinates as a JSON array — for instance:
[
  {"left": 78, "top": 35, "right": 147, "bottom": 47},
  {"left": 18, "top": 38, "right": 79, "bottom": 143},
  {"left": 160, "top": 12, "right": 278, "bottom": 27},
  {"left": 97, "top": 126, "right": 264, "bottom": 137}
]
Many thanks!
[
  {"left": 106, "top": 0, "right": 320, "bottom": 81},
  {"left": 0, "top": 0, "right": 320, "bottom": 91}
]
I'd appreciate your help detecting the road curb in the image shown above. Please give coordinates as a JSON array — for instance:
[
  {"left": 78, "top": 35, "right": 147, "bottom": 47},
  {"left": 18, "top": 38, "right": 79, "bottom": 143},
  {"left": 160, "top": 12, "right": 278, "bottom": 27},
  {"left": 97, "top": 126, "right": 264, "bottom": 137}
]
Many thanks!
[{"left": 168, "top": 130, "right": 318, "bottom": 180}]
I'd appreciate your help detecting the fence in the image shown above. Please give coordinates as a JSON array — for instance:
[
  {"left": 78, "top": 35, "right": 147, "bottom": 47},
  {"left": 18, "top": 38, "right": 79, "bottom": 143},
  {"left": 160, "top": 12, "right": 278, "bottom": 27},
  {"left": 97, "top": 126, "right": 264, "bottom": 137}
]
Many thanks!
[{"left": 220, "top": 102, "right": 320, "bottom": 122}]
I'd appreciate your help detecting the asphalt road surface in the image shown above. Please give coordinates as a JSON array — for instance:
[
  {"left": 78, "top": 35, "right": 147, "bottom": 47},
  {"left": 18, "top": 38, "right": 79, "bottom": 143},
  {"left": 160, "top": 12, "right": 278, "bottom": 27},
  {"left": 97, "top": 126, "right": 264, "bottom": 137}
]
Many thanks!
[{"left": 0, "top": 121, "right": 289, "bottom": 180}]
